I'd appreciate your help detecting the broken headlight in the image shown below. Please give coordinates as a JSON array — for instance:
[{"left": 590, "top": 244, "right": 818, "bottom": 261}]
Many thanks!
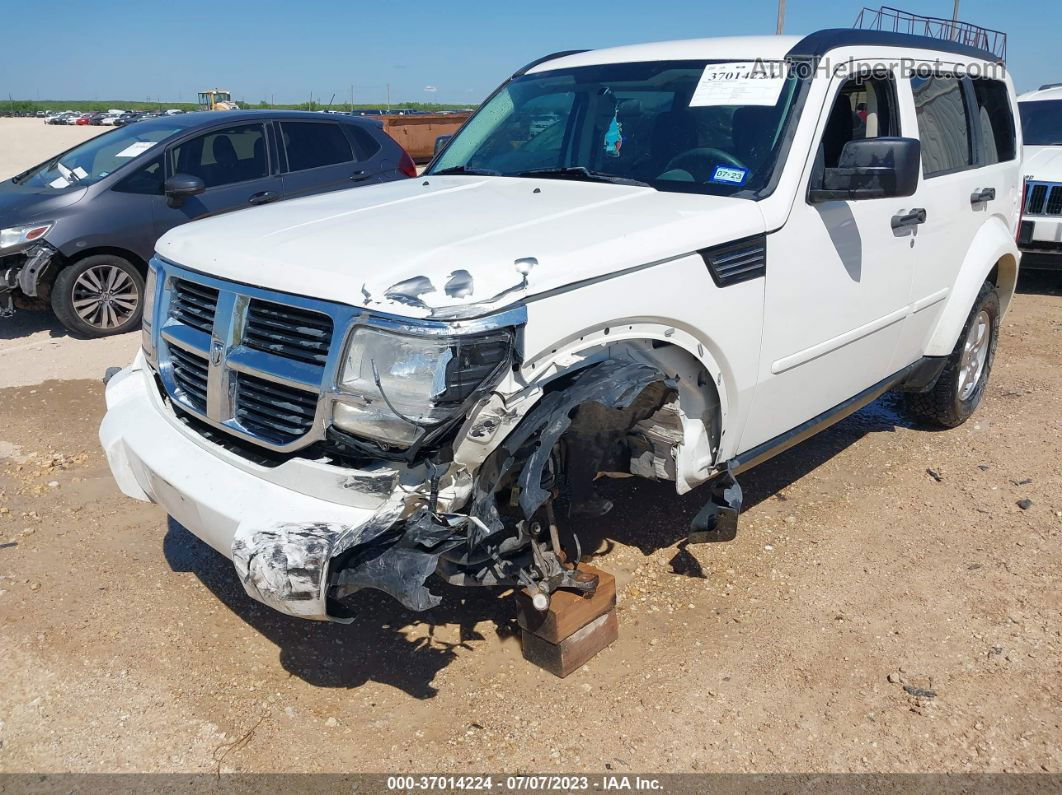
[
  {"left": 333, "top": 326, "right": 513, "bottom": 447},
  {"left": 0, "top": 222, "right": 53, "bottom": 252}
]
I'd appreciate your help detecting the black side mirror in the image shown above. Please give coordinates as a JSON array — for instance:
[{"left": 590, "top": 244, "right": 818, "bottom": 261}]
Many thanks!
[
  {"left": 164, "top": 173, "right": 206, "bottom": 208},
  {"left": 809, "top": 137, "right": 921, "bottom": 203},
  {"left": 433, "top": 135, "right": 452, "bottom": 156}
]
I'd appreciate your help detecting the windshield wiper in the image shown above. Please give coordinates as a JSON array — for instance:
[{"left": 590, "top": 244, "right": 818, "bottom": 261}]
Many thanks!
[
  {"left": 432, "top": 166, "right": 502, "bottom": 176},
  {"left": 516, "top": 166, "right": 652, "bottom": 188}
]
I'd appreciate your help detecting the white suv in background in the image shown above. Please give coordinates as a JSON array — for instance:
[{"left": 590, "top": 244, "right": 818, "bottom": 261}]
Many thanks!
[
  {"left": 1018, "top": 83, "right": 1062, "bottom": 271},
  {"left": 101, "top": 30, "right": 1022, "bottom": 624}
]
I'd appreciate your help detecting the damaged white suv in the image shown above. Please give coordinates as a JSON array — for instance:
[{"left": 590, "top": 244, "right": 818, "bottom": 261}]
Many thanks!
[{"left": 101, "top": 30, "right": 1022, "bottom": 622}]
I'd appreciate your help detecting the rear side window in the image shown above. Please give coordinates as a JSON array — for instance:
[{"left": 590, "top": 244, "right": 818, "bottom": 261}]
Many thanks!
[
  {"left": 346, "top": 125, "right": 381, "bottom": 160},
  {"left": 281, "top": 122, "right": 353, "bottom": 171},
  {"left": 911, "top": 75, "right": 972, "bottom": 177},
  {"left": 970, "top": 78, "right": 1016, "bottom": 164},
  {"left": 170, "top": 124, "right": 268, "bottom": 189}
]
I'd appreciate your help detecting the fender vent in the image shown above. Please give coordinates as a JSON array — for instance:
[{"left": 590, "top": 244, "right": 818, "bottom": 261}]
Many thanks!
[{"left": 699, "top": 235, "right": 767, "bottom": 287}]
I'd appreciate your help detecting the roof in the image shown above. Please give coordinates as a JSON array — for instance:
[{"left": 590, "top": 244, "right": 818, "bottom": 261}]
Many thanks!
[
  {"left": 1018, "top": 84, "right": 1062, "bottom": 102},
  {"left": 526, "top": 29, "right": 1001, "bottom": 75},
  {"left": 133, "top": 109, "right": 378, "bottom": 133}
]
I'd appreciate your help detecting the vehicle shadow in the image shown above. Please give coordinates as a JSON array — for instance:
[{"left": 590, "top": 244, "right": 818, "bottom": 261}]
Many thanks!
[
  {"left": 0, "top": 309, "right": 69, "bottom": 341},
  {"left": 163, "top": 517, "right": 520, "bottom": 699},
  {"left": 1015, "top": 269, "right": 1060, "bottom": 296},
  {"left": 163, "top": 391, "right": 916, "bottom": 696}
]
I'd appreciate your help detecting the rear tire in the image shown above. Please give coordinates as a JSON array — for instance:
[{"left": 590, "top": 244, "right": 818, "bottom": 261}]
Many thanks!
[
  {"left": 904, "top": 280, "right": 999, "bottom": 428},
  {"left": 51, "top": 255, "right": 144, "bottom": 338}
]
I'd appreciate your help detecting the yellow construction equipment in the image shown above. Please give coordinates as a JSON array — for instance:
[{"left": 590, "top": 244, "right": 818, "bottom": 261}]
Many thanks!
[{"left": 197, "top": 90, "right": 238, "bottom": 111}]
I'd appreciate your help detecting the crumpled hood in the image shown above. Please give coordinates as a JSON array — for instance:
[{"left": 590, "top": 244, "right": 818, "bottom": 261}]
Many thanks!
[
  {"left": 1023, "top": 146, "right": 1062, "bottom": 181},
  {"left": 156, "top": 176, "right": 766, "bottom": 318},
  {"left": 0, "top": 179, "right": 87, "bottom": 229}
]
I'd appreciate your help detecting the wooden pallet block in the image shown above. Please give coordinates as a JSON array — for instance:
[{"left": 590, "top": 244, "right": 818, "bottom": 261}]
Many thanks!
[{"left": 516, "top": 564, "right": 619, "bottom": 677}]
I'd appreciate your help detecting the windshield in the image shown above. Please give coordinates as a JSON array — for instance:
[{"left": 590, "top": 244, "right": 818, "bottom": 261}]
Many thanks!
[
  {"left": 1019, "top": 100, "right": 1062, "bottom": 146},
  {"left": 429, "top": 59, "right": 803, "bottom": 196},
  {"left": 13, "top": 123, "right": 181, "bottom": 189}
]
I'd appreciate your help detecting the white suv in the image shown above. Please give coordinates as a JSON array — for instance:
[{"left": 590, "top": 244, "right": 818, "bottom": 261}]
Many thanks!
[
  {"left": 1018, "top": 83, "right": 1062, "bottom": 271},
  {"left": 101, "top": 30, "right": 1022, "bottom": 622}
]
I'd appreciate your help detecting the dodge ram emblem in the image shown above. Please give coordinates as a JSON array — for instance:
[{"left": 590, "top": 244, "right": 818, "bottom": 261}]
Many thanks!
[{"left": 210, "top": 339, "right": 223, "bottom": 366}]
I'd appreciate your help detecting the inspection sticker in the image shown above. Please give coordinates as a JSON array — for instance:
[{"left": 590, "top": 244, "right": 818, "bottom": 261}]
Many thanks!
[
  {"left": 115, "top": 141, "right": 156, "bottom": 158},
  {"left": 690, "top": 61, "right": 785, "bottom": 107},
  {"left": 708, "top": 165, "right": 749, "bottom": 185}
]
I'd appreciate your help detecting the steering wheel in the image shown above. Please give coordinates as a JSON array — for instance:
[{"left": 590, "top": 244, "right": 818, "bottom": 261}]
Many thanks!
[{"left": 663, "top": 147, "right": 748, "bottom": 183}]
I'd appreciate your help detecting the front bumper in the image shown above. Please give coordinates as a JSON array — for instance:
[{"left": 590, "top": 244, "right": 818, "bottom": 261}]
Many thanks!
[
  {"left": 1019, "top": 217, "right": 1062, "bottom": 271},
  {"left": 99, "top": 353, "right": 402, "bottom": 621}
]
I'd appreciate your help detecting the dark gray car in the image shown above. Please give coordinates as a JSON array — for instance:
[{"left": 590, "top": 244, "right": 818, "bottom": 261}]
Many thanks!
[{"left": 1, "top": 111, "right": 416, "bottom": 336}]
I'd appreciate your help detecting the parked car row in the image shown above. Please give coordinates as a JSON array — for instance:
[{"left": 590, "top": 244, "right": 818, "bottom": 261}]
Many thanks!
[{"left": 43, "top": 109, "right": 185, "bottom": 126}]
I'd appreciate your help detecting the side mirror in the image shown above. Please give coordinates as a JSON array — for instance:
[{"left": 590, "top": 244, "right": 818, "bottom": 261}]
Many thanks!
[
  {"left": 433, "top": 135, "right": 452, "bottom": 156},
  {"left": 164, "top": 173, "right": 205, "bottom": 208},
  {"left": 809, "top": 137, "right": 921, "bottom": 203}
]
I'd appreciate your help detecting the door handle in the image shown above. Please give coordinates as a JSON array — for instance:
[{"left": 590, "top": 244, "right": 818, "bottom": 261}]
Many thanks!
[
  {"left": 891, "top": 208, "right": 927, "bottom": 229},
  {"left": 970, "top": 187, "right": 996, "bottom": 205},
  {"left": 248, "top": 191, "right": 280, "bottom": 205},
  {"left": 349, "top": 170, "right": 370, "bottom": 182}
]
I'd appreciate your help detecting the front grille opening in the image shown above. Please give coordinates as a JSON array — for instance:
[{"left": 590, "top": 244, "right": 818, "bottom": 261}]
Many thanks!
[
  {"left": 170, "top": 279, "right": 219, "bottom": 335},
  {"left": 169, "top": 345, "right": 209, "bottom": 412},
  {"left": 234, "top": 372, "right": 317, "bottom": 443},
  {"left": 244, "top": 298, "right": 333, "bottom": 366},
  {"left": 1046, "top": 187, "right": 1062, "bottom": 216}
]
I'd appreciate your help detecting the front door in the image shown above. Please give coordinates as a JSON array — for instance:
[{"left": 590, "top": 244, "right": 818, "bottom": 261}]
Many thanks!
[
  {"left": 152, "top": 122, "right": 283, "bottom": 238},
  {"left": 740, "top": 65, "right": 920, "bottom": 451}
]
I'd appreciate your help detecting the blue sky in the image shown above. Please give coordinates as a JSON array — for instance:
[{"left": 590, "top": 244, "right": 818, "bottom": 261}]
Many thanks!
[{"left": 1, "top": 1, "right": 1058, "bottom": 104}]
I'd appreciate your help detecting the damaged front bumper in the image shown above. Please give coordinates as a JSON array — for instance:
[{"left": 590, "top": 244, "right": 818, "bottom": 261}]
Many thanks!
[
  {"left": 0, "top": 242, "right": 58, "bottom": 316},
  {"left": 100, "top": 353, "right": 412, "bottom": 621}
]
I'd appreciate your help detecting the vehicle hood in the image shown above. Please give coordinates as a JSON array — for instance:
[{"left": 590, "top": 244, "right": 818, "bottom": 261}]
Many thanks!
[
  {"left": 1022, "top": 146, "right": 1062, "bottom": 181},
  {"left": 0, "top": 179, "right": 88, "bottom": 229},
  {"left": 156, "top": 176, "right": 767, "bottom": 319}
]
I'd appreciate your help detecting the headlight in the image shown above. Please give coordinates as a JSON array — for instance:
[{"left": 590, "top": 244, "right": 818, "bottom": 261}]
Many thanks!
[
  {"left": 333, "top": 326, "right": 514, "bottom": 447},
  {"left": 141, "top": 263, "right": 159, "bottom": 366},
  {"left": 0, "top": 222, "right": 54, "bottom": 251}
]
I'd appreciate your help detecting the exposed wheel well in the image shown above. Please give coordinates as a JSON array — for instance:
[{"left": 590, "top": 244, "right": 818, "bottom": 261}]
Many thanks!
[{"left": 986, "top": 254, "right": 1018, "bottom": 315}]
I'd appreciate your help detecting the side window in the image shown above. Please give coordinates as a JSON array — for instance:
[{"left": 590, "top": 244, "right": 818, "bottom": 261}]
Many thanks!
[
  {"left": 911, "top": 75, "right": 972, "bottom": 177},
  {"left": 814, "top": 74, "right": 899, "bottom": 179},
  {"left": 113, "top": 155, "right": 163, "bottom": 195},
  {"left": 346, "top": 125, "right": 381, "bottom": 160},
  {"left": 169, "top": 124, "right": 267, "bottom": 189},
  {"left": 280, "top": 122, "right": 353, "bottom": 171},
  {"left": 970, "top": 78, "right": 1016, "bottom": 165}
]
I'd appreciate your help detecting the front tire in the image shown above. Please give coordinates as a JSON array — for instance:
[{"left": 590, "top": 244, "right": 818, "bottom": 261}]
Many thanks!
[
  {"left": 51, "top": 255, "right": 144, "bottom": 338},
  {"left": 904, "top": 280, "right": 1000, "bottom": 428}
]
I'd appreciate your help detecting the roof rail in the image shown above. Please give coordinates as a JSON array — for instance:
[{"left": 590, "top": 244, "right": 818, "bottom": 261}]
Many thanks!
[
  {"left": 1039, "top": 82, "right": 1062, "bottom": 91},
  {"left": 853, "top": 6, "right": 1006, "bottom": 61},
  {"left": 788, "top": 28, "right": 1002, "bottom": 66},
  {"left": 513, "top": 50, "right": 589, "bottom": 78}
]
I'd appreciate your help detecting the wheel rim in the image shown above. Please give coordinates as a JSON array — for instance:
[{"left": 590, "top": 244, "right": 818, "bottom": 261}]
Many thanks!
[
  {"left": 71, "top": 264, "right": 139, "bottom": 330},
  {"left": 957, "top": 310, "right": 991, "bottom": 401}
]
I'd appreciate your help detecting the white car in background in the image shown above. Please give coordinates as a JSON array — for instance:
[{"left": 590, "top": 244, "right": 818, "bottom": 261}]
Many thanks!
[{"left": 1018, "top": 83, "right": 1062, "bottom": 271}]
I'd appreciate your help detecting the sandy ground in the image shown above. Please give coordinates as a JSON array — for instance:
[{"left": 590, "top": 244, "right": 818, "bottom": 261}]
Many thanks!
[
  {"left": 0, "top": 118, "right": 107, "bottom": 181},
  {"left": 0, "top": 118, "right": 1060, "bottom": 776}
]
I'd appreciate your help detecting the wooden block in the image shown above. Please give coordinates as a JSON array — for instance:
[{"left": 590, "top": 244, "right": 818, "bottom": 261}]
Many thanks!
[
  {"left": 515, "top": 564, "right": 616, "bottom": 644},
  {"left": 521, "top": 608, "right": 619, "bottom": 678}
]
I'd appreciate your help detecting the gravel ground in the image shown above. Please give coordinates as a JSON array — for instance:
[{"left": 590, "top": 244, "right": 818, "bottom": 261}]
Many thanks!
[{"left": 0, "top": 118, "right": 1059, "bottom": 776}]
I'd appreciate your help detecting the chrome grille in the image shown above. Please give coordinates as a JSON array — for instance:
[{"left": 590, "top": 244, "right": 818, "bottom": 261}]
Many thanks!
[
  {"left": 1025, "top": 182, "right": 1062, "bottom": 216},
  {"left": 169, "top": 346, "right": 209, "bottom": 412},
  {"left": 170, "top": 279, "right": 219, "bottom": 334},
  {"left": 234, "top": 372, "right": 318, "bottom": 443},
  {"left": 244, "top": 298, "right": 333, "bottom": 366}
]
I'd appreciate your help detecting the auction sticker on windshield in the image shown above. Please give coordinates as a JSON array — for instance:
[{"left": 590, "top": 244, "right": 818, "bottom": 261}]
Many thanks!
[
  {"left": 116, "top": 141, "right": 156, "bottom": 158},
  {"left": 690, "top": 61, "right": 785, "bottom": 107}
]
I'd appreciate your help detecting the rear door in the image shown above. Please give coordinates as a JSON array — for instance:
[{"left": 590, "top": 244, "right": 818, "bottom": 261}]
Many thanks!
[
  {"left": 152, "top": 121, "right": 282, "bottom": 239},
  {"left": 278, "top": 119, "right": 372, "bottom": 199},
  {"left": 893, "top": 71, "right": 1019, "bottom": 361}
]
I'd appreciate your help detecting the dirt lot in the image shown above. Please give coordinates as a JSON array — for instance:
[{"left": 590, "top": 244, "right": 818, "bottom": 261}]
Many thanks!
[
  {"left": 0, "top": 118, "right": 106, "bottom": 181},
  {"left": 0, "top": 118, "right": 1060, "bottom": 775}
]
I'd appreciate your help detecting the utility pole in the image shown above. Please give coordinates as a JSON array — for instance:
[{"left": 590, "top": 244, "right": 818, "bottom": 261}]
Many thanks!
[
  {"left": 386, "top": 83, "right": 391, "bottom": 111},
  {"left": 350, "top": 83, "right": 354, "bottom": 113},
  {"left": 776, "top": 0, "right": 786, "bottom": 35}
]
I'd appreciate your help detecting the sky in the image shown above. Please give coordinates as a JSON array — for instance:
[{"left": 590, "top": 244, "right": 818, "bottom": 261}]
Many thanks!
[{"left": 1, "top": 0, "right": 1059, "bottom": 105}]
